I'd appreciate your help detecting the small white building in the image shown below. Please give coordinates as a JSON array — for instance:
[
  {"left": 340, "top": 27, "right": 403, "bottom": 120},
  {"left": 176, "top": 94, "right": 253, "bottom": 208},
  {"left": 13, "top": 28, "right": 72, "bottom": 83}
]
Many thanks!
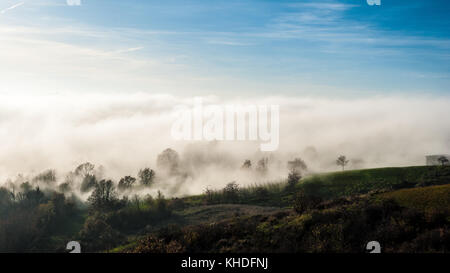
[{"left": 426, "top": 155, "right": 450, "bottom": 166}]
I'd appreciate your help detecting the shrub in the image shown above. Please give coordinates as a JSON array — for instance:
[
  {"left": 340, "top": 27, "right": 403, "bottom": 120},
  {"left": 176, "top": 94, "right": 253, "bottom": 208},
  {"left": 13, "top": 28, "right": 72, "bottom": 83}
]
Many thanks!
[
  {"left": 223, "top": 182, "right": 240, "bottom": 203},
  {"left": 293, "top": 191, "right": 323, "bottom": 214}
]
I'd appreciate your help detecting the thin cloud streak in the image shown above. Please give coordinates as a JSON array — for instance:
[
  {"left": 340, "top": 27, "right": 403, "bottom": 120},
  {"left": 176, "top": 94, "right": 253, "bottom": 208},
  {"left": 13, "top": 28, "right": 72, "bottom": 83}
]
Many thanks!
[{"left": 0, "top": 2, "right": 24, "bottom": 14}]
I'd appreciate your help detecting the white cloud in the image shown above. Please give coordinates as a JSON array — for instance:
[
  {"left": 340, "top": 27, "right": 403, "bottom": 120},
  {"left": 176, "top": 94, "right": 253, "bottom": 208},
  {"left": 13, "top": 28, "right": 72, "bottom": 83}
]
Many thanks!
[
  {"left": 0, "top": 2, "right": 24, "bottom": 14},
  {"left": 108, "top": 46, "right": 145, "bottom": 55}
]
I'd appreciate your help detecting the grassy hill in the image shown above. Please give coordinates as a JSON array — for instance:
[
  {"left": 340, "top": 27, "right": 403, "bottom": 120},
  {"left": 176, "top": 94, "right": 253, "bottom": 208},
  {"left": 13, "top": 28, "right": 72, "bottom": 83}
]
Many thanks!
[
  {"left": 118, "top": 165, "right": 450, "bottom": 253},
  {"left": 181, "top": 165, "right": 450, "bottom": 208},
  {"left": 379, "top": 184, "right": 450, "bottom": 214},
  {"left": 297, "top": 165, "right": 450, "bottom": 199}
]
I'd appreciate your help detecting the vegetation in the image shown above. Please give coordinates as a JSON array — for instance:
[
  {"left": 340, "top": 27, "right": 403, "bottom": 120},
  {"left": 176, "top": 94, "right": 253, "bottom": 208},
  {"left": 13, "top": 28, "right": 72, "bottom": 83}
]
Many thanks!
[
  {"left": 438, "top": 156, "right": 449, "bottom": 166},
  {"left": 1, "top": 163, "right": 449, "bottom": 253},
  {"left": 336, "top": 155, "right": 349, "bottom": 171},
  {"left": 138, "top": 168, "right": 155, "bottom": 187},
  {"left": 379, "top": 184, "right": 450, "bottom": 215}
]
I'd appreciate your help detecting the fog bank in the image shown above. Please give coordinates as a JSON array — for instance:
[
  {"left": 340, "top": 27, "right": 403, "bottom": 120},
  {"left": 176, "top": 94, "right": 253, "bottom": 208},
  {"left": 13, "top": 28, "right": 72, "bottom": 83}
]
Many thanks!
[{"left": 1, "top": 92, "right": 449, "bottom": 196}]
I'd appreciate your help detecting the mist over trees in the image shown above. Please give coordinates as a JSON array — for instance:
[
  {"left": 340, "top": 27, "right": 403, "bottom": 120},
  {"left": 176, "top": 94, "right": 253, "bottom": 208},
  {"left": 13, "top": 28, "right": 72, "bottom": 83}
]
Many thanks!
[
  {"left": 157, "top": 148, "right": 181, "bottom": 176},
  {"left": 0, "top": 145, "right": 327, "bottom": 252},
  {"left": 0, "top": 145, "right": 328, "bottom": 202}
]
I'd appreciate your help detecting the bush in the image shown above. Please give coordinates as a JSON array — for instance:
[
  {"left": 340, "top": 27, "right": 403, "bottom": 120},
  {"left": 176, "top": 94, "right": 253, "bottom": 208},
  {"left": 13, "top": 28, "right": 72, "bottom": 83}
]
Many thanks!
[
  {"left": 287, "top": 170, "right": 302, "bottom": 190},
  {"left": 293, "top": 191, "right": 323, "bottom": 214},
  {"left": 79, "top": 214, "right": 124, "bottom": 252},
  {"left": 223, "top": 182, "right": 240, "bottom": 203}
]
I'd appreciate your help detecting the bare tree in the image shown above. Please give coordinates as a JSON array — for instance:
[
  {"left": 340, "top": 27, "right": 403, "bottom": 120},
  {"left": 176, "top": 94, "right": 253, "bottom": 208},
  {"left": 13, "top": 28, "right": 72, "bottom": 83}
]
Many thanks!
[
  {"left": 74, "top": 162, "right": 95, "bottom": 177},
  {"left": 336, "top": 155, "right": 349, "bottom": 171}
]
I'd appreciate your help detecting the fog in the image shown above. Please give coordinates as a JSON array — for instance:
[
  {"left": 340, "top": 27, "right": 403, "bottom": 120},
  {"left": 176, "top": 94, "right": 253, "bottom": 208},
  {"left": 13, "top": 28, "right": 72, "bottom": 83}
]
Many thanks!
[{"left": 1, "top": 92, "right": 449, "bottom": 197}]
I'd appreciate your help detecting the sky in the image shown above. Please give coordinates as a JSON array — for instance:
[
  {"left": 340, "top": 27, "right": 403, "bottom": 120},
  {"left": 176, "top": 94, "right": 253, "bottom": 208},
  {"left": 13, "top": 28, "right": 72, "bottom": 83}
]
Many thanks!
[
  {"left": 0, "top": 0, "right": 450, "bottom": 194},
  {"left": 0, "top": 0, "right": 449, "bottom": 97}
]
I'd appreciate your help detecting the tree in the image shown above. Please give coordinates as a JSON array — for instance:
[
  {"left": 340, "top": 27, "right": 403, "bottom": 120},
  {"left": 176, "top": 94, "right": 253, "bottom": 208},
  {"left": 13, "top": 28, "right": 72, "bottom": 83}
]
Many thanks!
[
  {"left": 287, "top": 169, "right": 302, "bottom": 189},
  {"left": 19, "top": 182, "right": 32, "bottom": 193},
  {"left": 157, "top": 148, "right": 180, "bottom": 175},
  {"left": 437, "top": 156, "right": 449, "bottom": 166},
  {"left": 32, "top": 169, "right": 56, "bottom": 185},
  {"left": 58, "top": 182, "right": 71, "bottom": 193},
  {"left": 118, "top": 176, "right": 136, "bottom": 191},
  {"left": 203, "top": 186, "right": 215, "bottom": 204},
  {"left": 87, "top": 180, "right": 119, "bottom": 211},
  {"left": 293, "top": 190, "right": 323, "bottom": 214},
  {"left": 0, "top": 188, "right": 14, "bottom": 216},
  {"left": 336, "top": 155, "right": 349, "bottom": 171},
  {"left": 156, "top": 190, "right": 168, "bottom": 213},
  {"left": 80, "top": 174, "right": 97, "bottom": 193},
  {"left": 74, "top": 162, "right": 95, "bottom": 177},
  {"left": 79, "top": 215, "right": 124, "bottom": 252},
  {"left": 223, "top": 182, "right": 239, "bottom": 202},
  {"left": 138, "top": 168, "right": 155, "bottom": 186},
  {"left": 287, "top": 158, "right": 308, "bottom": 172},
  {"left": 241, "top": 160, "right": 252, "bottom": 169},
  {"left": 17, "top": 186, "right": 45, "bottom": 208},
  {"left": 256, "top": 158, "right": 269, "bottom": 174}
]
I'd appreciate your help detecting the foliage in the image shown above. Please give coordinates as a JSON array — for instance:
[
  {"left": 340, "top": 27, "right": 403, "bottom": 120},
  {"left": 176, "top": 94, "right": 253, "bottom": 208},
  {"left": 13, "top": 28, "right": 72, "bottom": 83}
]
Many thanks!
[
  {"left": 256, "top": 158, "right": 269, "bottom": 174},
  {"left": 74, "top": 162, "right": 95, "bottom": 177},
  {"left": 78, "top": 214, "right": 124, "bottom": 252},
  {"left": 241, "top": 160, "right": 252, "bottom": 169},
  {"left": 287, "top": 169, "right": 302, "bottom": 190},
  {"left": 0, "top": 187, "right": 79, "bottom": 252},
  {"left": 2, "top": 165, "right": 450, "bottom": 253},
  {"left": 80, "top": 174, "right": 97, "bottom": 193},
  {"left": 157, "top": 148, "right": 180, "bottom": 175},
  {"left": 118, "top": 176, "right": 136, "bottom": 191},
  {"left": 438, "top": 156, "right": 449, "bottom": 166},
  {"left": 138, "top": 168, "right": 155, "bottom": 186},
  {"left": 288, "top": 158, "right": 308, "bottom": 172},
  {"left": 32, "top": 169, "right": 57, "bottom": 184},
  {"left": 87, "top": 180, "right": 123, "bottom": 212},
  {"left": 127, "top": 195, "right": 450, "bottom": 253}
]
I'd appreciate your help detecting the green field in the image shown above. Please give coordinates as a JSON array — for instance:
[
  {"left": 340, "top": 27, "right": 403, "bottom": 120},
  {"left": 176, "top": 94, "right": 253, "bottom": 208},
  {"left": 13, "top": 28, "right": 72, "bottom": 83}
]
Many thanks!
[
  {"left": 181, "top": 165, "right": 450, "bottom": 208},
  {"left": 297, "top": 165, "right": 450, "bottom": 199}
]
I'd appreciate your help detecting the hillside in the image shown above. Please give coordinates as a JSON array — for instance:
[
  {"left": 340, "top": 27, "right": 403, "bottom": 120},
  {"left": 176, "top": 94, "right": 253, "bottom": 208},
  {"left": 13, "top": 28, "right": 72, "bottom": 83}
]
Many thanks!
[
  {"left": 380, "top": 184, "right": 450, "bottom": 214},
  {"left": 120, "top": 165, "right": 450, "bottom": 253},
  {"left": 181, "top": 165, "right": 450, "bottom": 208},
  {"left": 2, "top": 165, "right": 449, "bottom": 253}
]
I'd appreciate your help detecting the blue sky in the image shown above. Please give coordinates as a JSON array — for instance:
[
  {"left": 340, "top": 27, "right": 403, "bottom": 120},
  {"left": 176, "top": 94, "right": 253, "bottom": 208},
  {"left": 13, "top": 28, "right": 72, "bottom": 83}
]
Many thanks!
[{"left": 0, "top": 0, "right": 449, "bottom": 97}]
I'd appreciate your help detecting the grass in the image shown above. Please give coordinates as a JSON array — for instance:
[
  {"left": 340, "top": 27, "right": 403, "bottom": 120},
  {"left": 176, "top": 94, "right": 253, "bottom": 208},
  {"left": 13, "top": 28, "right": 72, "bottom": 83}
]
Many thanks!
[
  {"left": 181, "top": 166, "right": 450, "bottom": 208},
  {"left": 379, "top": 183, "right": 450, "bottom": 214},
  {"left": 297, "top": 165, "right": 450, "bottom": 200}
]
